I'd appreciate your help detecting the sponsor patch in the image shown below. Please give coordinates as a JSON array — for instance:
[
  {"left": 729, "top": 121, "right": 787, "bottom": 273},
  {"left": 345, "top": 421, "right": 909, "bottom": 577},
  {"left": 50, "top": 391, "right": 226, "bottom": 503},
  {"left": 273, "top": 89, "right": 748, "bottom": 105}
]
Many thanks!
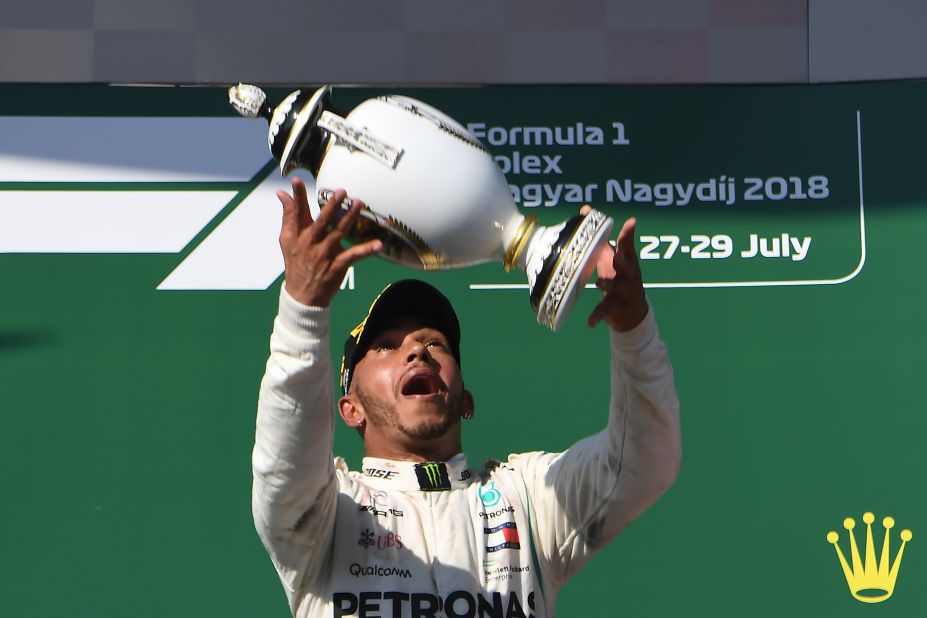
[
  {"left": 485, "top": 521, "right": 521, "bottom": 553},
  {"left": 363, "top": 468, "right": 397, "bottom": 480},
  {"left": 348, "top": 563, "right": 412, "bottom": 579},
  {"left": 358, "top": 490, "right": 404, "bottom": 518},
  {"left": 332, "top": 589, "right": 535, "bottom": 618},
  {"left": 483, "top": 562, "right": 530, "bottom": 583},
  {"left": 358, "top": 529, "right": 375, "bottom": 549},
  {"left": 478, "top": 481, "right": 501, "bottom": 507},
  {"left": 414, "top": 461, "right": 451, "bottom": 491},
  {"left": 358, "top": 528, "right": 404, "bottom": 551},
  {"left": 479, "top": 505, "right": 515, "bottom": 519}
]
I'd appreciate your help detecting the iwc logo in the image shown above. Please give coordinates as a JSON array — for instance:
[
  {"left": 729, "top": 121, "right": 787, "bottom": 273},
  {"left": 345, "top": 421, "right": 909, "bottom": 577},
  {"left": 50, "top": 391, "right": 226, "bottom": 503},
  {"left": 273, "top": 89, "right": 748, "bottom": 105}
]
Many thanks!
[{"left": 826, "top": 511, "right": 913, "bottom": 603}]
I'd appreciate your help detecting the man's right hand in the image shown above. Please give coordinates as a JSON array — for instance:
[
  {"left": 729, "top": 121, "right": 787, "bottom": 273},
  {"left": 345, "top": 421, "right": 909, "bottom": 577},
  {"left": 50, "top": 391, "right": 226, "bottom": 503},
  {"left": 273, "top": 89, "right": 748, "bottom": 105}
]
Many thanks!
[{"left": 277, "top": 178, "right": 383, "bottom": 307}]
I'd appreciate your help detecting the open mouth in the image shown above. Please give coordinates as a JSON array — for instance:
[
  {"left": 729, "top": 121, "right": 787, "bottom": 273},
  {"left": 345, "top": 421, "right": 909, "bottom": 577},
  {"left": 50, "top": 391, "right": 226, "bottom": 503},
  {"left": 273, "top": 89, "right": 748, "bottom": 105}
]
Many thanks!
[{"left": 401, "top": 369, "right": 444, "bottom": 397}]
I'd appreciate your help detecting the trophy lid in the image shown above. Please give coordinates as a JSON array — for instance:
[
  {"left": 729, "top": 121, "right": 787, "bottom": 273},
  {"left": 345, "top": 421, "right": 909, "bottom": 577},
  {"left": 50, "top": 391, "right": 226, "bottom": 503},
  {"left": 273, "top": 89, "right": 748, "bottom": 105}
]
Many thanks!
[
  {"left": 229, "top": 83, "right": 333, "bottom": 176},
  {"left": 228, "top": 83, "right": 270, "bottom": 119}
]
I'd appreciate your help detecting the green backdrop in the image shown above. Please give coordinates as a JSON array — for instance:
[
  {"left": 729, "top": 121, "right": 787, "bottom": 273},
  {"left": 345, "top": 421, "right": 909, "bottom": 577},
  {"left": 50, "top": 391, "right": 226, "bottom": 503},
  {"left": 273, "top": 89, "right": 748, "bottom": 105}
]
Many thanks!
[{"left": 1, "top": 81, "right": 925, "bottom": 616}]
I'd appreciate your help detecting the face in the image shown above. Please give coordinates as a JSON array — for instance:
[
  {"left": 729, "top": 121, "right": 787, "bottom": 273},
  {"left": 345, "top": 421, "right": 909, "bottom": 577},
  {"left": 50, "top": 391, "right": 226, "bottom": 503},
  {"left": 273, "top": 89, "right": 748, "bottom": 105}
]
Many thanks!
[{"left": 346, "top": 319, "right": 470, "bottom": 448}]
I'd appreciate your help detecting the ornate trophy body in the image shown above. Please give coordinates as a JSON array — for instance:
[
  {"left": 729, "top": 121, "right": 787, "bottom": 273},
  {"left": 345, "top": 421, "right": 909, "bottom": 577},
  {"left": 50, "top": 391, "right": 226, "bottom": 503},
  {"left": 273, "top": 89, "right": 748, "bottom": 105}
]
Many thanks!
[{"left": 229, "top": 84, "right": 613, "bottom": 331}]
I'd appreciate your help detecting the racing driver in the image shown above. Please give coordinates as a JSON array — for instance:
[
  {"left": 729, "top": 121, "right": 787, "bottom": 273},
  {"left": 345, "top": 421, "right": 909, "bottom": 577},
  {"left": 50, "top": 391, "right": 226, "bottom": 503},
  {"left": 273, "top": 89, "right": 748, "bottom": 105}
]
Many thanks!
[{"left": 252, "top": 178, "right": 682, "bottom": 617}]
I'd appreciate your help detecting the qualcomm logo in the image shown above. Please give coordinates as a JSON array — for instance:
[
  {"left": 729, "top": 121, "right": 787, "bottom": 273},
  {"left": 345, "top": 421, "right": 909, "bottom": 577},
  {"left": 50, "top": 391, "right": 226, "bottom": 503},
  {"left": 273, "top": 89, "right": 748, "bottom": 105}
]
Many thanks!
[{"left": 0, "top": 116, "right": 353, "bottom": 291}]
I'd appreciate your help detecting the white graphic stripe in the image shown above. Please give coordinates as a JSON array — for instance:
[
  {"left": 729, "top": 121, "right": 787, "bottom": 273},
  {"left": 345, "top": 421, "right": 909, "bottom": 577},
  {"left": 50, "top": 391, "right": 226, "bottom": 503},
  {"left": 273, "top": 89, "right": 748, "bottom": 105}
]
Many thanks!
[
  {"left": 0, "top": 191, "right": 235, "bottom": 253},
  {"left": 158, "top": 172, "right": 316, "bottom": 290},
  {"left": 0, "top": 118, "right": 269, "bottom": 182}
]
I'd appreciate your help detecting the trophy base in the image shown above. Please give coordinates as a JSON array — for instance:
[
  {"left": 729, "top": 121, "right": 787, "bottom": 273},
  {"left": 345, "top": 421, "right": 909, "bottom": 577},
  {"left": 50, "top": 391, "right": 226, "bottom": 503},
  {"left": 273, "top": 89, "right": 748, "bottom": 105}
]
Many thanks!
[{"left": 527, "top": 210, "right": 613, "bottom": 332}]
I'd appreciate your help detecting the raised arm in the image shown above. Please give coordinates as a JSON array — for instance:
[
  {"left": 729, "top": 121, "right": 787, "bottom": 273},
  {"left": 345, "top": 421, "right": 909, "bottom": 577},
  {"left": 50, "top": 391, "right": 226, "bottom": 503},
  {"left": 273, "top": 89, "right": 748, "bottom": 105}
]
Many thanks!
[
  {"left": 514, "top": 216, "right": 682, "bottom": 584},
  {"left": 252, "top": 180, "right": 381, "bottom": 605}
]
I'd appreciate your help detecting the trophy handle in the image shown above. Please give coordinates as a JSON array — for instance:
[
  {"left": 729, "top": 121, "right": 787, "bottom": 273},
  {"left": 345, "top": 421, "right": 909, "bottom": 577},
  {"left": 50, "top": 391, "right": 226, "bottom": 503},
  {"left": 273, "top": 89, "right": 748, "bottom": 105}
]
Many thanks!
[
  {"left": 317, "top": 111, "right": 404, "bottom": 170},
  {"left": 317, "top": 189, "right": 442, "bottom": 270},
  {"left": 523, "top": 210, "right": 614, "bottom": 331}
]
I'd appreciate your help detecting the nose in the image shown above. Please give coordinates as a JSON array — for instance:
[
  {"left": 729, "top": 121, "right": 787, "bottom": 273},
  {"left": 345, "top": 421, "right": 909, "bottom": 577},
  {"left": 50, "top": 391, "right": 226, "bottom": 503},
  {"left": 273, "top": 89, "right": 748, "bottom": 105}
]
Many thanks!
[{"left": 405, "top": 340, "right": 431, "bottom": 364}]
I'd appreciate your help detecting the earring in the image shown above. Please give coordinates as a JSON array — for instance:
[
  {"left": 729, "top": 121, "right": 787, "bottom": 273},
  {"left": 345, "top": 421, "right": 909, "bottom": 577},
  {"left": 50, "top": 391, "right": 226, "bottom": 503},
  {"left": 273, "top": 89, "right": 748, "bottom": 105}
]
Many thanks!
[{"left": 462, "top": 410, "right": 473, "bottom": 420}]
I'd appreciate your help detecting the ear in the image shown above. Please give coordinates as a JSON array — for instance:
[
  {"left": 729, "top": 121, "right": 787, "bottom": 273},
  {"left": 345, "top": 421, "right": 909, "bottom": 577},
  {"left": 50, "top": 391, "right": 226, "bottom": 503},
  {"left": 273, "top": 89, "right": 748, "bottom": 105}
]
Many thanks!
[
  {"left": 338, "top": 395, "right": 366, "bottom": 430},
  {"left": 462, "top": 388, "right": 475, "bottom": 420}
]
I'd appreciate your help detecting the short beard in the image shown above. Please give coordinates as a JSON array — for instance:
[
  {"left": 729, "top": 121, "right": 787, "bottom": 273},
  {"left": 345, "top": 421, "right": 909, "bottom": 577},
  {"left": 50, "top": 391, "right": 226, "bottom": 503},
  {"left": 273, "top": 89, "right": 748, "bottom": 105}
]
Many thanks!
[{"left": 355, "top": 384, "right": 464, "bottom": 441}]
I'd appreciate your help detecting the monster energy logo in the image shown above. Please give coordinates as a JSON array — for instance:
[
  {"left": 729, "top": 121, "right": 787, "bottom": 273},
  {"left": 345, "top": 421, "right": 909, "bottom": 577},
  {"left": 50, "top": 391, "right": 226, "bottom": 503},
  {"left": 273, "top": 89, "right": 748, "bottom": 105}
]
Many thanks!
[
  {"left": 414, "top": 462, "right": 450, "bottom": 491},
  {"left": 422, "top": 463, "right": 440, "bottom": 486}
]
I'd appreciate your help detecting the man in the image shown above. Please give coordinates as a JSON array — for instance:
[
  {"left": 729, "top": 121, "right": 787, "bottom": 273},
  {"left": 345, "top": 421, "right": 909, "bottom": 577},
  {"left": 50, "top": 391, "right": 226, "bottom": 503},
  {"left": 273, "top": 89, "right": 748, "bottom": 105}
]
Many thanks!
[{"left": 253, "top": 178, "right": 681, "bottom": 617}]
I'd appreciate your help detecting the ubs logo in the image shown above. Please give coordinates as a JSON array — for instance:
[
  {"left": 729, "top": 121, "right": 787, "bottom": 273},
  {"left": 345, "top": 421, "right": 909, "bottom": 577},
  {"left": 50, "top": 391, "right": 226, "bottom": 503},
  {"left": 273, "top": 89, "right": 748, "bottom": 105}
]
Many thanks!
[
  {"left": 358, "top": 529, "right": 375, "bottom": 549},
  {"left": 358, "top": 528, "right": 404, "bottom": 551}
]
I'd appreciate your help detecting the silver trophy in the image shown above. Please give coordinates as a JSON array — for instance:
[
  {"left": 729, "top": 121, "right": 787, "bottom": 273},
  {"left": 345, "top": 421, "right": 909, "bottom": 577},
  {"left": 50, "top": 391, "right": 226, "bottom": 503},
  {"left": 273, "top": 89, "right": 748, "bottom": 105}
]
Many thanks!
[{"left": 229, "top": 84, "right": 613, "bottom": 331}]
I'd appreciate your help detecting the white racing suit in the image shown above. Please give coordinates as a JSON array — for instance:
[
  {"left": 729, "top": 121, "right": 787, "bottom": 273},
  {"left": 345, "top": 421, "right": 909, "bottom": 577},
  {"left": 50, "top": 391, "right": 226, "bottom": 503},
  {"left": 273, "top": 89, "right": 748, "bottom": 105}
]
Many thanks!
[{"left": 253, "top": 288, "right": 681, "bottom": 618}]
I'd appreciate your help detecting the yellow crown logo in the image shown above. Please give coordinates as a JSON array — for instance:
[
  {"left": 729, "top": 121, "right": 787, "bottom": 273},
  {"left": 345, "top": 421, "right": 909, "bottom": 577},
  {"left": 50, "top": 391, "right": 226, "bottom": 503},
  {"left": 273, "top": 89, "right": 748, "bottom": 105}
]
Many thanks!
[{"left": 826, "top": 512, "right": 912, "bottom": 603}]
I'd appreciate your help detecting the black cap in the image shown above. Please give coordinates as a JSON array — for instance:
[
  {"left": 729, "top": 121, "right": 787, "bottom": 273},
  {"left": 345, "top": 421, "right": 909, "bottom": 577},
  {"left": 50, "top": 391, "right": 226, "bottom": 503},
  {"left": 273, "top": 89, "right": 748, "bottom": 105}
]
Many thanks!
[{"left": 340, "top": 280, "right": 461, "bottom": 395}]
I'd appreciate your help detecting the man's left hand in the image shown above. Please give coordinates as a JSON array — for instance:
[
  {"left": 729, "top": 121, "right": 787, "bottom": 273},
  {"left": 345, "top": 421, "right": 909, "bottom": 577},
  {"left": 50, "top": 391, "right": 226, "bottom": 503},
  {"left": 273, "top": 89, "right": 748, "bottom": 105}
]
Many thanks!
[{"left": 586, "top": 213, "right": 649, "bottom": 332}]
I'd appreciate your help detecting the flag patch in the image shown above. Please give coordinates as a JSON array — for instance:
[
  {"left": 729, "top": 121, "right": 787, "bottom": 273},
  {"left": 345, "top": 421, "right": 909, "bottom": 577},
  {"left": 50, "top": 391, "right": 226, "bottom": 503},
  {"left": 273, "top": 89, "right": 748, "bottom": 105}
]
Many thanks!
[{"left": 485, "top": 522, "right": 521, "bottom": 552}]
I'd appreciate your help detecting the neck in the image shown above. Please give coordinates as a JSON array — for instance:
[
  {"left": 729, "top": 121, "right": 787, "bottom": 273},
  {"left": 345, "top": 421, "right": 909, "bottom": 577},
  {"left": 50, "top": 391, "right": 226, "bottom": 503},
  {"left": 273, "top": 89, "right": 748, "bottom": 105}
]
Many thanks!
[{"left": 363, "top": 437, "right": 462, "bottom": 463}]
